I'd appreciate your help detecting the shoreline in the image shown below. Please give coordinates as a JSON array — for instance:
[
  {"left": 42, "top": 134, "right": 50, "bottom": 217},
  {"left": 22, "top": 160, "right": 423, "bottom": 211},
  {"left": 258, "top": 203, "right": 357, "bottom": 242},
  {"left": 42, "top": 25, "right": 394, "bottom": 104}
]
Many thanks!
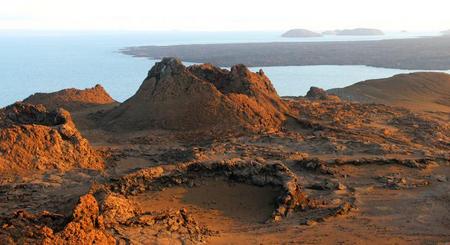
[{"left": 120, "top": 36, "right": 450, "bottom": 70}]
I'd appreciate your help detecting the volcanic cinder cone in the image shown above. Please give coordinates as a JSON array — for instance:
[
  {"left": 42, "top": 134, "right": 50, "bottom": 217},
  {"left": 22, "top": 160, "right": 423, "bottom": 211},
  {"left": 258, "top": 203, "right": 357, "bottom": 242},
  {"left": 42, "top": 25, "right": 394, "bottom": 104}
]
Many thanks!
[{"left": 102, "top": 58, "right": 288, "bottom": 133}]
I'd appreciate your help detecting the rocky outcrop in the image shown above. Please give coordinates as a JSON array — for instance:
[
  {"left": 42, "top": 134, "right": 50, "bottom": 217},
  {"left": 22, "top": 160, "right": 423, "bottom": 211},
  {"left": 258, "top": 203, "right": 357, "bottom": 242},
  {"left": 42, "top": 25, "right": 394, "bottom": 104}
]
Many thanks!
[
  {"left": 45, "top": 194, "right": 116, "bottom": 244},
  {"left": 0, "top": 194, "right": 116, "bottom": 244},
  {"left": 282, "top": 29, "right": 322, "bottom": 38},
  {"left": 305, "top": 87, "right": 340, "bottom": 101},
  {"left": 23, "top": 85, "right": 116, "bottom": 112},
  {"left": 102, "top": 58, "right": 288, "bottom": 134},
  {"left": 0, "top": 103, "right": 104, "bottom": 173},
  {"left": 99, "top": 193, "right": 140, "bottom": 227}
]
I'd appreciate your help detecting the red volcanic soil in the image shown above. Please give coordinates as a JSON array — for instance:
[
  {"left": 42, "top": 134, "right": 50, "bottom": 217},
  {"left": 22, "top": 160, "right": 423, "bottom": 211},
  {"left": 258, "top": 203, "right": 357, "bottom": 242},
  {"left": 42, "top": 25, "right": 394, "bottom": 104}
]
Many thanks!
[{"left": 23, "top": 84, "right": 117, "bottom": 112}]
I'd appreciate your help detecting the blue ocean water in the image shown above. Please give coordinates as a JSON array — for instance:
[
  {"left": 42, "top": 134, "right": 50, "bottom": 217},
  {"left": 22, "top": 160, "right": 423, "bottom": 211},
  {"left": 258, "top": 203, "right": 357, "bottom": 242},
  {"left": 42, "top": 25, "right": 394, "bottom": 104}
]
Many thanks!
[{"left": 0, "top": 31, "right": 447, "bottom": 107}]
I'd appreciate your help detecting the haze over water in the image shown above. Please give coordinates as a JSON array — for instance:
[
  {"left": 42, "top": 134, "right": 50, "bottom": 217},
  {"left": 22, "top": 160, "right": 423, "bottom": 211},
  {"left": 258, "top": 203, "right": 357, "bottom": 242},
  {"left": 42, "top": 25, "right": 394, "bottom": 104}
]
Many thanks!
[{"left": 0, "top": 31, "right": 447, "bottom": 107}]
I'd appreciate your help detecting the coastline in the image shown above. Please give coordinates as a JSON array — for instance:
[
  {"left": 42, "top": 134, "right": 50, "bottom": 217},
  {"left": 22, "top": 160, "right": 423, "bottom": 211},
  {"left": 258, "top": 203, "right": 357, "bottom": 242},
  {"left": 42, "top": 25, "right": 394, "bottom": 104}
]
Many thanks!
[{"left": 120, "top": 36, "right": 450, "bottom": 70}]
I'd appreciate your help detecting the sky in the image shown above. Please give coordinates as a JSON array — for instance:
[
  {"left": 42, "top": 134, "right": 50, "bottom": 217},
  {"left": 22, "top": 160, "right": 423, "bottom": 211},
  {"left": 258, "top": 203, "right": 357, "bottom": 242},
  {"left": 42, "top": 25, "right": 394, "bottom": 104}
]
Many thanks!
[{"left": 1, "top": 0, "right": 449, "bottom": 31}]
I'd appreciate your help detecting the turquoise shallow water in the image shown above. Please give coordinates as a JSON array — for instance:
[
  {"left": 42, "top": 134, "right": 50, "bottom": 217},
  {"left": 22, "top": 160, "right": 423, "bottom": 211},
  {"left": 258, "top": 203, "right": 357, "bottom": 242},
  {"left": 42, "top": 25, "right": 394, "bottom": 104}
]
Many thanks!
[{"left": 0, "top": 31, "right": 447, "bottom": 107}]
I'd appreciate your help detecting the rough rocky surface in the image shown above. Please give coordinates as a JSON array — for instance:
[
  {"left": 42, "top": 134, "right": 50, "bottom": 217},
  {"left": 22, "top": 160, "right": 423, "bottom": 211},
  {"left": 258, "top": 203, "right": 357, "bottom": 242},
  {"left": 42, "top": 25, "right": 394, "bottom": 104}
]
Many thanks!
[
  {"left": 109, "top": 160, "right": 309, "bottom": 221},
  {"left": 121, "top": 208, "right": 214, "bottom": 243},
  {"left": 281, "top": 29, "right": 322, "bottom": 38},
  {"left": 0, "top": 194, "right": 116, "bottom": 244},
  {"left": 101, "top": 58, "right": 288, "bottom": 133},
  {"left": 287, "top": 96, "right": 449, "bottom": 156},
  {"left": 305, "top": 86, "right": 340, "bottom": 101},
  {"left": 23, "top": 85, "right": 117, "bottom": 112},
  {"left": 1, "top": 62, "right": 450, "bottom": 244},
  {"left": 0, "top": 103, "right": 104, "bottom": 174},
  {"left": 328, "top": 72, "right": 450, "bottom": 114}
]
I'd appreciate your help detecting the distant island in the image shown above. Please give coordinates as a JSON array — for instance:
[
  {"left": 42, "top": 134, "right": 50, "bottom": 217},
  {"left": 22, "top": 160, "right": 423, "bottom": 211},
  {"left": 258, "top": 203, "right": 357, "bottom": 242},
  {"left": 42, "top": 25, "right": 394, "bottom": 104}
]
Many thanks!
[
  {"left": 282, "top": 28, "right": 383, "bottom": 37},
  {"left": 121, "top": 36, "right": 450, "bottom": 70},
  {"left": 281, "top": 29, "right": 322, "bottom": 38},
  {"left": 322, "top": 28, "right": 384, "bottom": 36}
]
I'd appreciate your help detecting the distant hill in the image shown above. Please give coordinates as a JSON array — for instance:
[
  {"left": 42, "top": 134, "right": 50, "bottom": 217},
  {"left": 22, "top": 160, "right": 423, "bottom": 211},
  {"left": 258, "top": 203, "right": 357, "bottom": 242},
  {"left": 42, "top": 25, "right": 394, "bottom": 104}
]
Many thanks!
[
  {"left": 323, "top": 28, "right": 384, "bottom": 36},
  {"left": 442, "top": 30, "right": 450, "bottom": 35},
  {"left": 328, "top": 72, "right": 450, "bottom": 113},
  {"left": 23, "top": 84, "right": 117, "bottom": 112},
  {"left": 282, "top": 29, "right": 322, "bottom": 38}
]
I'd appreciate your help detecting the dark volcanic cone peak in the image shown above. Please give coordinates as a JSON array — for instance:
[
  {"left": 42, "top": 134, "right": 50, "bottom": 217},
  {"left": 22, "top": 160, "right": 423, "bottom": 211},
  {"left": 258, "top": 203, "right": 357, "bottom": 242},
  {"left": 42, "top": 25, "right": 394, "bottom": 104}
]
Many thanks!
[
  {"left": 146, "top": 58, "right": 281, "bottom": 99},
  {"left": 147, "top": 57, "right": 188, "bottom": 78},
  {"left": 187, "top": 62, "right": 278, "bottom": 97},
  {"left": 103, "top": 57, "right": 288, "bottom": 133}
]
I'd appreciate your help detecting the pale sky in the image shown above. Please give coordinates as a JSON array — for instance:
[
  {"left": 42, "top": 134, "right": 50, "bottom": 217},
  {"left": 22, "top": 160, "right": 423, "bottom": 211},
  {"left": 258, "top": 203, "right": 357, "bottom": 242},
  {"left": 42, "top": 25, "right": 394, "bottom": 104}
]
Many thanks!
[{"left": 1, "top": 0, "right": 449, "bottom": 31}]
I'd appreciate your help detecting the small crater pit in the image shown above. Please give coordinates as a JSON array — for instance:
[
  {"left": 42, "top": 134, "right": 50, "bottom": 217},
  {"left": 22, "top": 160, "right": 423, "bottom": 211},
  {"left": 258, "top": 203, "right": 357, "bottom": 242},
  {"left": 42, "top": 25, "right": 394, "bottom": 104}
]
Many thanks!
[{"left": 132, "top": 178, "right": 281, "bottom": 230}]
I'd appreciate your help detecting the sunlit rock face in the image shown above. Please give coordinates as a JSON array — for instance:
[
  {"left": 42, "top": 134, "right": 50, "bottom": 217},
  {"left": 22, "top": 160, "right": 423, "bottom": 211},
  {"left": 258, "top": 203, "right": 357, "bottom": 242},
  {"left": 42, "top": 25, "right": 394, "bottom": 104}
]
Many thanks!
[
  {"left": 102, "top": 57, "right": 288, "bottom": 133},
  {"left": 0, "top": 103, "right": 104, "bottom": 173}
]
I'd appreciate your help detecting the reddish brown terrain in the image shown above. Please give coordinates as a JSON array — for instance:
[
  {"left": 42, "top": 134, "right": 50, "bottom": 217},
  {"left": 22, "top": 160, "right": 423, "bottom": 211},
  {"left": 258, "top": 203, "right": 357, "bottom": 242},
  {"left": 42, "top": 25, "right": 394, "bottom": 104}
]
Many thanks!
[
  {"left": 101, "top": 58, "right": 287, "bottom": 133},
  {"left": 0, "top": 103, "right": 104, "bottom": 174},
  {"left": 329, "top": 72, "right": 450, "bottom": 115},
  {"left": 0, "top": 58, "right": 449, "bottom": 244},
  {"left": 23, "top": 84, "right": 117, "bottom": 112}
]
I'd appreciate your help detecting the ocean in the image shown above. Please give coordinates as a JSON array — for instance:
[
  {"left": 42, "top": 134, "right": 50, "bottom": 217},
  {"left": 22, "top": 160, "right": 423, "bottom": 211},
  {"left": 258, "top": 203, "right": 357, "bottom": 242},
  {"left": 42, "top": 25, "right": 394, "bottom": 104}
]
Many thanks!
[{"left": 0, "top": 30, "right": 447, "bottom": 107}]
